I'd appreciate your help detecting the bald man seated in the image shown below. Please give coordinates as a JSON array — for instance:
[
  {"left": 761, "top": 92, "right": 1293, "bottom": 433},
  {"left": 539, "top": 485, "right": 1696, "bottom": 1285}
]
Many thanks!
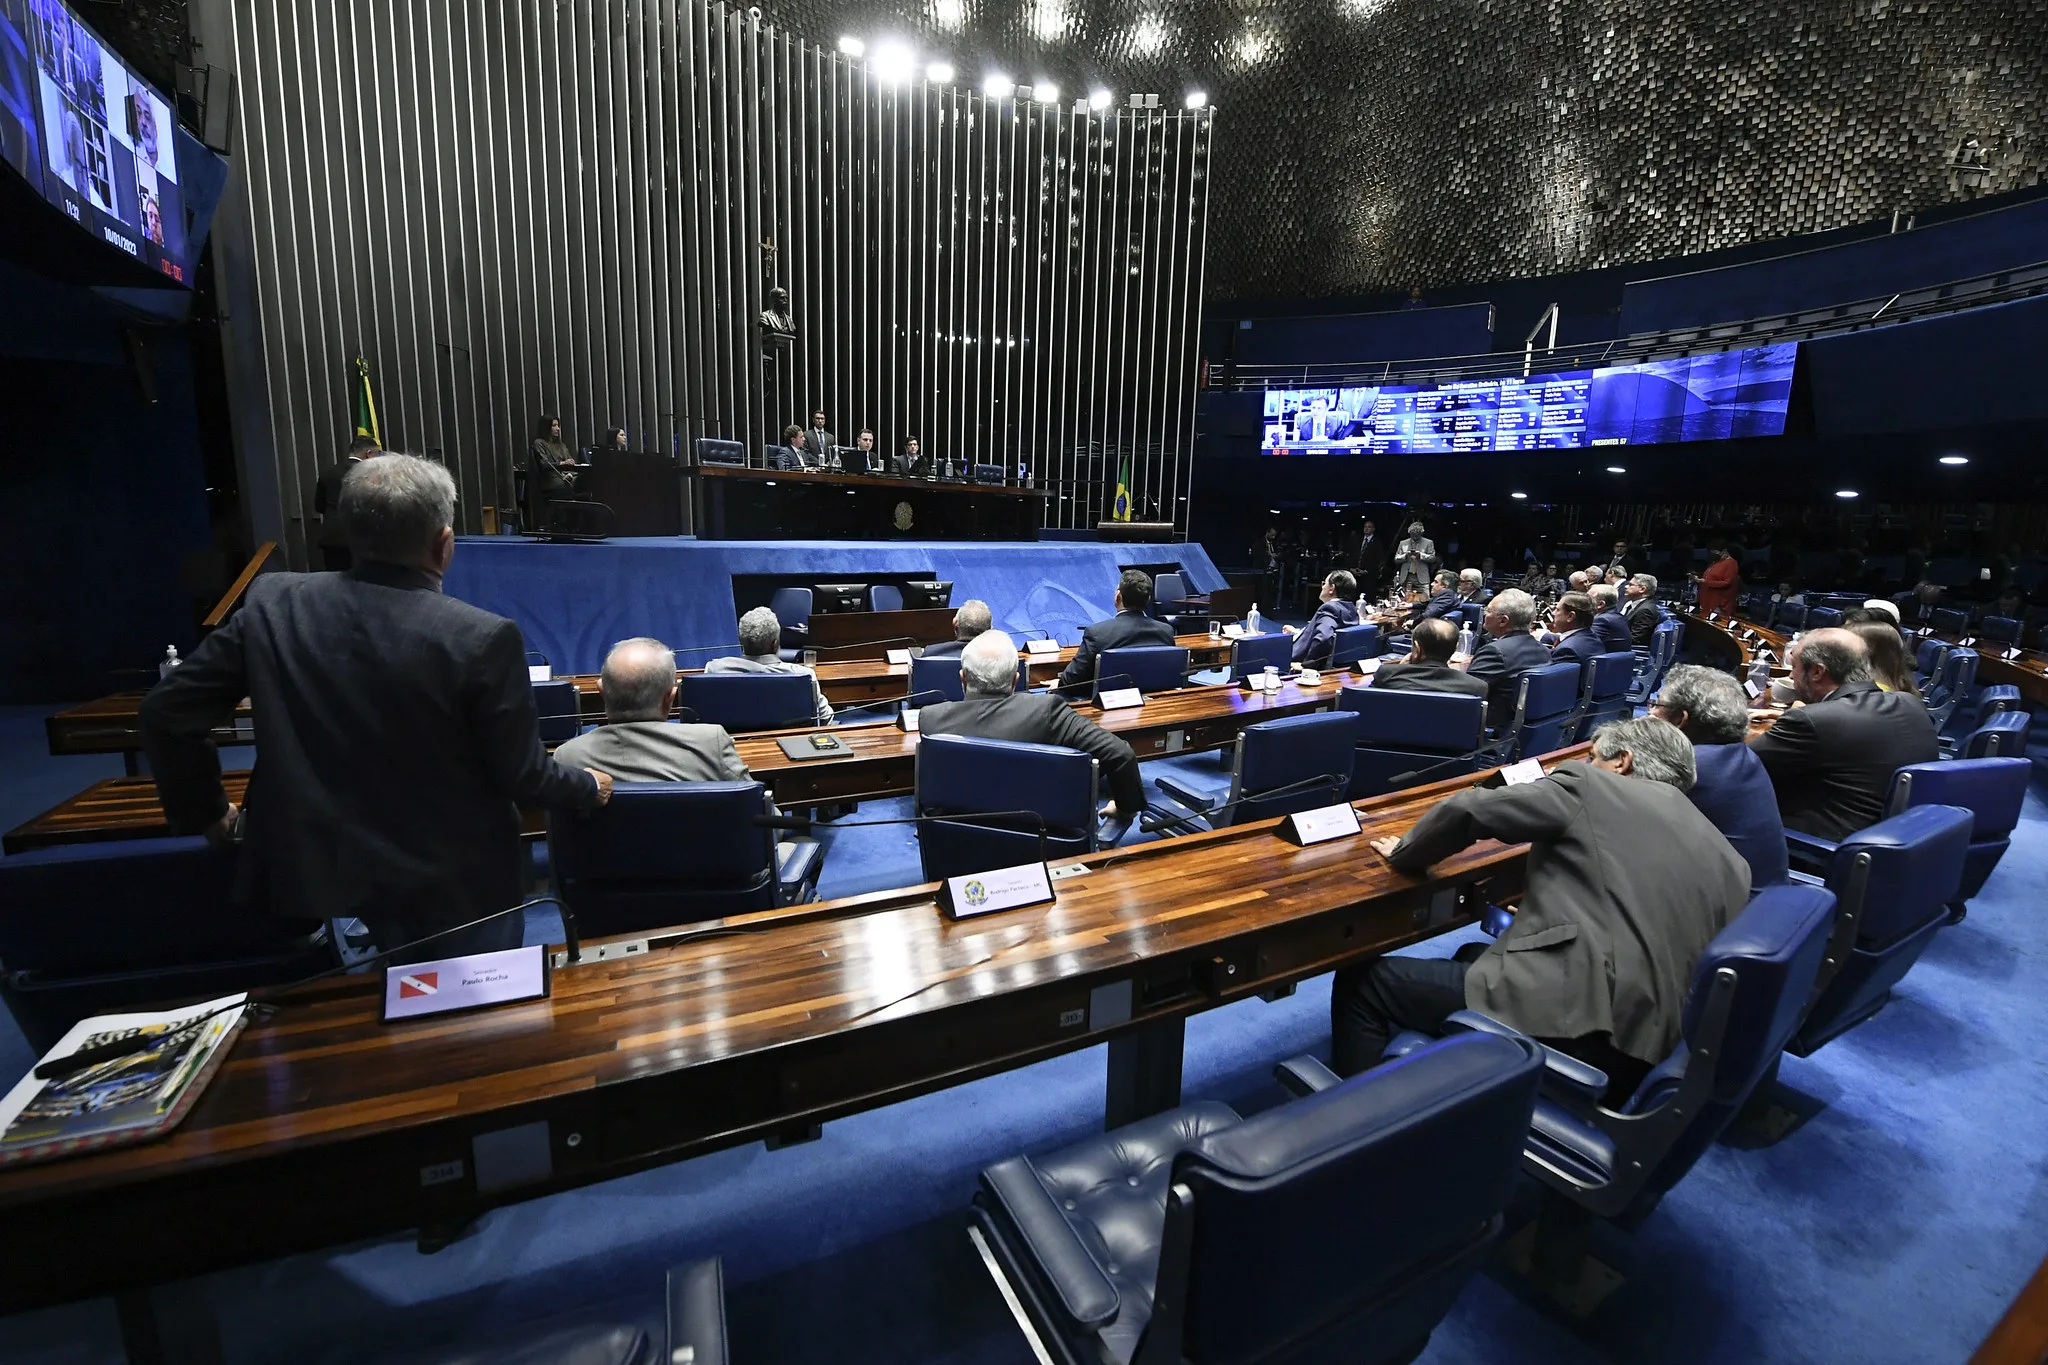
[
  {"left": 918, "top": 599, "right": 995, "bottom": 660},
  {"left": 553, "top": 637, "right": 758, "bottom": 784},
  {"left": 918, "top": 630, "right": 1144, "bottom": 816}
]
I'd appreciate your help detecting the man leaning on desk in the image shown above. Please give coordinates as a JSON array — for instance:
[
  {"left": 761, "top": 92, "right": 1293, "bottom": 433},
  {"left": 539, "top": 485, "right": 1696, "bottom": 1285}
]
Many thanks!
[{"left": 140, "top": 454, "right": 614, "bottom": 963}]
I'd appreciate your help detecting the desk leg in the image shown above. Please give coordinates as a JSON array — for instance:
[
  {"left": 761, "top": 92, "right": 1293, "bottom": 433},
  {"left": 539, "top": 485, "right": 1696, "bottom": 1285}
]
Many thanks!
[{"left": 1104, "top": 1016, "right": 1185, "bottom": 1130}]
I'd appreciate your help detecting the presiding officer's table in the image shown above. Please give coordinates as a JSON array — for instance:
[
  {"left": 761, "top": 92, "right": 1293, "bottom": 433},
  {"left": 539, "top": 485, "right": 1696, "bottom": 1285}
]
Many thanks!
[
  {"left": 696, "top": 464, "right": 1047, "bottom": 540},
  {"left": 0, "top": 749, "right": 1570, "bottom": 1316}
]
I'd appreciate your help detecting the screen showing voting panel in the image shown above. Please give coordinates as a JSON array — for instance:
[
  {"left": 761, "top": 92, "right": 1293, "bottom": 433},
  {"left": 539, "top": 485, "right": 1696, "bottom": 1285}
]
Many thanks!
[
  {"left": 0, "top": 0, "right": 194, "bottom": 283},
  {"left": 1260, "top": 344, "right": 1797, "bottom": 454}
]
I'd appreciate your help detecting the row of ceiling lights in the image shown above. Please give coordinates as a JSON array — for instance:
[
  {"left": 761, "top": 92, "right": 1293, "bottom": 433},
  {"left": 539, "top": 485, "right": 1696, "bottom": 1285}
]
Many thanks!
[{"left": 836, "top": 35, "right": 1207, "bottom": 108}]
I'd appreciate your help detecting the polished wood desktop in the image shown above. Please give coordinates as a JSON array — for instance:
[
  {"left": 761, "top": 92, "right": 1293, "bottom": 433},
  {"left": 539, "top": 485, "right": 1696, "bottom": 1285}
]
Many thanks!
[
  {"left": 0, "top": 749, "right": 1572, "bottom": 1316},
  {"left": 1973, "top": 1245, "right": 2048, "bottom": 1365}
]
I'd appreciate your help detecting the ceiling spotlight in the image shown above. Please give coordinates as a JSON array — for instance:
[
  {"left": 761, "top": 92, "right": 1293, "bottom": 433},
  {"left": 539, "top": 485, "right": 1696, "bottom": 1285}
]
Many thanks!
[
  {"left": 872, "top": 40, "right": 916, "bottom": 83},
  {"left": 925, "top": 60, "right": 955, "bottom": 82},
  {"left": 983, "top": 72, "right": 1015, "bottom": 99},
  {"left": 837, "top": 35, "right": 865, "bottom": 56},
  {"left": 1509, "top": 491, "right": 1528, "bottom": 500},
  {"left": 1184, "top": 90, "right": 1208, "bottom": 109},
  {"left": 1088, "top": 88, "right": 1113, "bottom": 110},
  {"left": 1034, "top": 82, "right": 1060, "bottom": 103},
  {"left": 1835, "top": 489, "right": 1860, "bottom": 499},
  {"left": 1938, "top": 454, "right": 1970, "bottom": 465},
  {"left": 1605, "top": 465, "right": 1626, "bottom": 474}
]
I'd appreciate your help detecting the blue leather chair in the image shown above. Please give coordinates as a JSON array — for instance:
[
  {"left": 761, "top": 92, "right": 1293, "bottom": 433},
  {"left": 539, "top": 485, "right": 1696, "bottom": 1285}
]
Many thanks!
[
  {"left": 0, "top": 838, "right": 334, "bottom": 1053},
  {"left": 1805, "top": 606, "right": 1844, "bottom": 629},
  {"left": 1886, "top": 758, "right": 2029, "bottom": 915},
  {"left": 548, "top": 782, "right": 822, "bottom": 936},
  {"left": 1228, "top": 632, "right": 1292, "bottom": 683},
  {"left": 1095, "top": 646, "right": 1190, "bottom": 700},
  {"left": 1786, "top": 805, "right": 1973, "bottom": 1056},
  {"left": 413, "top": 1258, "right": 729, "bottom": 1365},
  {"left": 694, "top": 437, "right": 745, "bottom": 466},
  {"left": 1330, "top": 622, "right": 1382, "bottom": 667},
  {"left": 869, "top": 584, "right": 904, "bottom": 612},
  {"left": 1151, "top": 711, "right": 1360, "bottom": 835},
  {"left": 914, "top": 734, "right": 1126, "bottom": 880},
  {"left": 1506, "top": 662, "right": 1584, "bottom": 760},
  {"left": 677, "top": 672, "right": 817, "bottom": 732},
  {"left": 1955, "top": 710, "right": 2030, "bottom": 759},
  {"left": 1977, "top": 614, "right": 2022, "bottom": 645},
  {"left": 1923, "top": 647, "right": 1979, "bottom": 731},
  {"left": 532, "top": 679, "right": 584, "bottom": 744},
  {"left": 1929, "top": 606, "right": 1970, "bottom": 638},
  {"left": 1152, "top": 572, "right": 1190, "bottom": 610},
  {"left": 1973, "top": 683, "right": 2024, "bottom": 724},
  {"left": 1302, "top": 883, "right": 1836, "bottom": 1292},
  {"left": 769, "top": 586, "right": 813, "bottom": 661},
  {"left": 1338, "top": 686, "right": 1488, "bottom": 799},
  {"left": 972, "top": 1031, "right": 1543, "bottom": 1365},
  {"left": 907, "top": 652, "right": 1029, "bottom": 707},
  {"left": 1912, "top": 637, "right": 1950, "bottom": 689},
  {"left": 1574, "top": 652, "right": 1636, "bottom": 740},
  {"left": 1626, "top": 620, "right": 1680, "bottom": 706},
  {"left": 1772, "top": 601, "right": 1807, "bottom": 630}
]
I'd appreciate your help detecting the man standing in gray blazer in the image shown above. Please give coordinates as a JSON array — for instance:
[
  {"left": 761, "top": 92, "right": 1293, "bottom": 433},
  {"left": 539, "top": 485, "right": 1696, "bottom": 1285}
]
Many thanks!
[
  {"left": 1331, "top": 716, "right": 1749, "bottom": 1093},
  {"left": 555, "top": 638, "right": 758, "bottom": 784}
]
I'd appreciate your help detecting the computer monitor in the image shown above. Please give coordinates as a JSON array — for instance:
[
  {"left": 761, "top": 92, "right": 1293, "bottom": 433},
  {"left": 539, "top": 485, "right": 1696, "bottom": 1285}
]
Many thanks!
[
  {"left": 835, "top": 446, "right": 872, "bottom": 475},
  {"left": 971, "top": 464, "right": 1006, "bottom": 485},
  {"left": 901, "top": 580, "right": 953, "bottom": 610},
  {"left": 813, "top": 583, "right": 872, "bottom": 614}
]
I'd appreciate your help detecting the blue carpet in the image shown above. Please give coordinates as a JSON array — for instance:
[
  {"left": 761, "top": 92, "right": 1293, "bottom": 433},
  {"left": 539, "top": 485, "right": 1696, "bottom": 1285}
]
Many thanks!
[{"left": 1, "top": 720, "right": 2045, "bottom": 1363}]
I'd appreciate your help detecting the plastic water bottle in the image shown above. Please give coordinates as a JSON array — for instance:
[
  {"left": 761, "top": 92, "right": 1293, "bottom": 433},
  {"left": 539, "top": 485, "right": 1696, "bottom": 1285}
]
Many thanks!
[
  {"left": 159, "top": 645, "right": 181, "bottom": 680},
  {"left": 1455, "top": 622, "right": 1476, "bottom": 657},
  {"left": 1247, "top": 603, "right": 1263, "bottom": 635},
  {"left": 1748, "top": 655, "right": 1771, "bottom": 694}
]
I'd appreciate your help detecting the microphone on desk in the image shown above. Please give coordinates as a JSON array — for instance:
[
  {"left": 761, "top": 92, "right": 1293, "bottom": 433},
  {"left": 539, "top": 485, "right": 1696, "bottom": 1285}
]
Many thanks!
[
  {"left": 754, "top": 807, "right": 1052, "bottom": 867},
  {"left": 31, "top": 894, "right": 586, "bottom": 1082},
  {"left": 1385, "top": 753, "right": 1493, "bottom": 789},
  {"left": 800, "top": 635, "right": 925, "bottom": 660},
  {"left": 827, "top": 688, "right": 951, "bottom": 721},
  {"left": 1139, "top": 770, "right": 1352, "bottom": 835}
]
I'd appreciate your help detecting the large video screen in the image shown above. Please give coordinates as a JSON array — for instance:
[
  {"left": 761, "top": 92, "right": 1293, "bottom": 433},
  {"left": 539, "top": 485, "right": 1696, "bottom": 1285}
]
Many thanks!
[
  {"left": 1260, "top": 343, "right": 1797, "bottom": 453},
  {"left": 0, "top": 0, "right": 194, "bottom": 283}
]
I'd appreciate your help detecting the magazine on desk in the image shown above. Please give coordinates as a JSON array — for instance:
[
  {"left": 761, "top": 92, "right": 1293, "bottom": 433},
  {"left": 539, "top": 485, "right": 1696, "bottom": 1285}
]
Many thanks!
[{"left": 0, "top": 994, "right": 250, "bottom": 1167}]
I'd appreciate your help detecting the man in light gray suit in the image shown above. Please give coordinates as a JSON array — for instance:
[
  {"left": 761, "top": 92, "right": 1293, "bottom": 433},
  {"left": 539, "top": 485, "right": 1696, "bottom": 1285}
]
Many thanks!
[
  {"left": 704, "top": 607, "right": 834, "bottom": 724},
  {"left": 1331, "top": 716, "right": 1748, "bottom": 1094},
  {"left": 554, "top": 638, "right": 758, "bottom": 784}
]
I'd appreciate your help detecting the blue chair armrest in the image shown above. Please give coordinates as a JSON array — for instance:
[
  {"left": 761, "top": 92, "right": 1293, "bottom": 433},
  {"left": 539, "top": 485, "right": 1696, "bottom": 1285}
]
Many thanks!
[
  {"left": 775, "top": 838, "right": 823, "bottom": 902},
  {"left": 1786, "top": 869, "right": 1825, "bottom": 888},
  {"left": 1784, "top": 828, "right": 1838, "bottom": 876},
  {"left": 666, "top": 1258, "right": 729, "bottom": 1365},
  {"left": 1442, "top": 1010, "right": 1609, "bottom": 1103},
  {"left": 980, "top": 1156, "right": 1121, "bottom": 1327},
  {"left": 1152, "top": 775, "right": 1219, "bottom": 815},
  {"left": 1272, "top": 1054, "right": 1343, "bottom": 1097},
  {"left": 1097, "top": 807, "right": 1138, "bottom": 847}
]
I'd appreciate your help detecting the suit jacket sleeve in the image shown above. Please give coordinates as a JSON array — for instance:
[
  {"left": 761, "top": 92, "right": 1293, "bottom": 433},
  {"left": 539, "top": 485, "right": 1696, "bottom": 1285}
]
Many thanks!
[
  {"left": 1388, "top": 774, "right": 1580, "bottom": 873},
  {"left": 1290, "top": 607, "right": 1337, "bottom": 662},
  {"left": 138, "top": 613, "right": 248, "bottom": 833},
  {"left": 717, "top": 732, "right": 752, "bottom": 782},
  {"left": 1462, "top": 641, "right": 1509, "bottom": 687},
  {"left": 1748, "top": 707, "right": 1820, "bottom": 788},
  {"left": 1058, "top": 626, "right": 1100, "bottom": 691},
  {"left": 1044, "top": 701, "right": 1145, "bottom": 813},
  {"left": 470, "top": 619, "right": 602, "bottom": 810}
]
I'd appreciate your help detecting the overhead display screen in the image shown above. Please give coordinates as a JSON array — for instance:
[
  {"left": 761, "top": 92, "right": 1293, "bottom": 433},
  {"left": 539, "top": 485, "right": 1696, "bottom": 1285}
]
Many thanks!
[
  {"left": 1260, "top": 344, "right": 1797, "bottom": 453},
  {"left": 0, "top": 0, "right": 195, "bottom": 283}
]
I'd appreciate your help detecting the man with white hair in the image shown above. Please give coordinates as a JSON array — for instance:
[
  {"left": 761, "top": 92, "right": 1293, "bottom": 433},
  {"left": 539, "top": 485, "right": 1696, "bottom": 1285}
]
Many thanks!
[
  {"left": 141, "top": 453, "right": 613, "bottom": 962},
  {"left": 1623, "top": 572, "right": 1661, "bottom": 646},
  {"left": 554, "top": 637, "right": 755, "bottom": 784},
  {"left": 706, "top": 606, "right": 834, "bottom": 724},
  {"left": 1455, "top": 567, "right": 1487, "bottom": 607},
  {"left": 1333, "top": 716, "right": 1747, "bottom": 1091},
  {"left": 1587, "top": 582, "right": 1633, "bottom": 654},
  {"left": 1392, "top": 521, "right": 1436, "bottom": 593},
  {"left": 1463, "top": 588, "right": 1553, "bottom": 730},
  {"left": 919, "top": 599, "right": 995, "bottom": 660},
  {"left": 918, "top": 631, "right": 1144, "bottom": 816},
  {"left": 1652, "top": 664, "right": 1786, "bottom": 891}
]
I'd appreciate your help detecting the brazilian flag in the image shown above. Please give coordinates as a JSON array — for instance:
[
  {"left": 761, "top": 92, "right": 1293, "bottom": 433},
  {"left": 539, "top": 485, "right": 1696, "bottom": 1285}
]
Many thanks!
[
  {"left": 1112, "top": 457, "right": 1132, "bottom": 522},
  {"left": 352, "top": 355, "right": 384, "bottom": 447}
]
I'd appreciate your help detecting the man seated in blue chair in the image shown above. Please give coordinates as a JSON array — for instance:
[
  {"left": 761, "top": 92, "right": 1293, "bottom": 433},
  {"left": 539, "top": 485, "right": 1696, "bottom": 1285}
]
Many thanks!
[
  {"left": 1333, "top": 717, "right": 1749, "bottom": 1092},
  {"left": 1650, "top": 665, "right": 1787, "bottom": 891},
  {"left": 1547, "top": 592, "right": 1601, "bottom": 670},
  {"left": 1587, "top": 583, "right": 1633, "bottom": 655},
  {"left": 1368, "top": 619, "right": 1488, "bottom": 700},
  {"left": 705, "top": 606, "right": 834, "bottom": 724},
  {"left": 1401, "top": 570, "right": 1462, "bottom": 629},
  {"left": 1464, "top": 588, "right": 1554, "bottom": 731},
  {"left": 918, "top": 599, "right": 993, "bottom": 660},
  {"left": 923, "top": 631, "right": 1144, "bottom": 818},
  {"left": 1056, "top": 569, "right": 1176, "bottom": 694},
  {"left": 554, "top": 637, "right": 758, "bottom": 785},
  {"left": 1282, "top": 569, "right": 1360, "bottom": 666}
]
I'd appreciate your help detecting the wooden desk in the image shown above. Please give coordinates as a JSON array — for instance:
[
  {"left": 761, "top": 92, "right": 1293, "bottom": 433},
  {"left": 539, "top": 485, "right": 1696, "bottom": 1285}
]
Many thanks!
[
  {"left": 1973, "top": 1245, "right": 2048, "bottom": 1365},
  {"left": 0, "top": 751, "right": 1566, "bottom": 1315},
  {"left": 695, "top": 464, "right": 1046, "bottom": 541},
  {"left": 806, "top": 608, "right": 959, "bottom": 659},
  {"left": 1922, "top": 632, "right": 2048, "bottom": 707}
]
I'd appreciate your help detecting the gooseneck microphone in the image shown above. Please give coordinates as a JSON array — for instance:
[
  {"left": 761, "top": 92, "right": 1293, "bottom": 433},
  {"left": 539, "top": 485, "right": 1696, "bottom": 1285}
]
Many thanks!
[{"left": 754, "top": 808, "right": 1052, "bottom": 868}]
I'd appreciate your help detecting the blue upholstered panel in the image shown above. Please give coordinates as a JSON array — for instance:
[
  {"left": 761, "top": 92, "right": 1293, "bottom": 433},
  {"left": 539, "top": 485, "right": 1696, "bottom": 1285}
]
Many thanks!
[
  {"left": 916, "top": 735, "right": 1096, "bottom": 832},
  {"left": 1338, "top": 686, "right": 1486, "bottom": 750},
  {"left": 1828, "top": 805, "right": 1973, "bottom": 947},
  {"left": 1095, "top": 646, "right": 1190, "bottom": 696},
  {"left": 1234, "top": 303, "right": 1497, "bottom": 365},
  {"left": 1229, "top": 632, "right": 1292, "bottom": 681},
  {"left": 1806, "top": 292, "right": 2048, "bottom": 436},
  {"left": 1330, "top": 623, "right": 1381, "bottom": 667},
  {"left": 676, "top": 673, "right": 816, "bottom": 732},
  {"left": 1230, "top": 712, "right": 1361, "bottom": 824},
  {"left": 532, "top": 679, "right": 583, "bottom": 744}
]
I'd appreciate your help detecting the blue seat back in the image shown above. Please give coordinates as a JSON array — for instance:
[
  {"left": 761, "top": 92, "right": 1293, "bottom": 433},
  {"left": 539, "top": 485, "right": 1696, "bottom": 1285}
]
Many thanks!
[
  {"left": 1096, "top": 645, "right": 1190, "bottom": 698},
  {"left": 1913, "top": 637, "right": 1950, "bottom": 681},
  {"left": 533, "top": 679, "right": 584, "bottom": 744},
  {"left": 1959, "top": 710, "right": 2030, "bottom": 759},
  {"left": 1927, "top": 648, "right": 1979, "bottom": 709},
  {"left": 694, "top": 437, "right": 745, "bottom": 466},
  {"left": 677, "top": 672, "right": 817, "bottom": 732},
  {"left": 1974, "top": 683, "right": 2023, "bottom": 724},
  {"left": 1224, "top": 712, "right": 1361, "bottom": 826},
  {"left": 908, "top": 653, "right": 1025, "bottom": 707},
  {"left": 768, "top": 586, "right": 813, "bottom": 632},
  {"left": 1338, "top": 686, "right": 1487, "bottom": 798},
  {"left": 1930, "top": 607, "right": 1970, "bottom": 637},
  {"left": 1978, "top": 615, "right": 2021, "bottom": 644},
  {"left": 1153, "top": 572, "right": 1189, "bottom": 607},
  {"left": 870, "top": 584, "right": 904, "bottom": 612},
  {"left": 1805, "top": 606, "right": 1844, "bottom": 629},
  {"left": 1773, "top": 602, "right": 1807, "bottom": 629},
  {"left": 1228, "top": 633, "right": 1292, "bottom": 682},
  {"left": 1330, "top": 623, "right": 1381, "bottom": 667},
  {"left": 1510, "top": 662, "right": 1584, "bottom": 759},
  {"left": 1889, "top": 758, "right": 2029, "bottom": 901},
  {"left": 549, "top": 782, "right": 777, "bottom": 933},
  {"left": 1172, "top": 1032, "right": 1542, "bottom": 1364},
  {"left": 915, "top": 734, "right": 1097, "bottom": 878}
]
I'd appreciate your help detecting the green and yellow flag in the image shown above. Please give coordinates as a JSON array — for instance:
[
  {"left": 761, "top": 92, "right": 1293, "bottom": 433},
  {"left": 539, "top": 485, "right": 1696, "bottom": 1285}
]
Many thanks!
[
  {"left": 1112, "top": 457, "right": 1132, "bottom": 522},
  {"left": 352, "top": 355, "right": 383, "bottom": 448}
]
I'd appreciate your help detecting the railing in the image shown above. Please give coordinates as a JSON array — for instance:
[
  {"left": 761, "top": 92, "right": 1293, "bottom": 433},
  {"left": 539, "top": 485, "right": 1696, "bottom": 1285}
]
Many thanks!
[
  {"left": 202, "top": 541, "right": 280, "bottom": 630},
  {"left": 1222, "top": 256, "right": 2048, "bottom": 391}
]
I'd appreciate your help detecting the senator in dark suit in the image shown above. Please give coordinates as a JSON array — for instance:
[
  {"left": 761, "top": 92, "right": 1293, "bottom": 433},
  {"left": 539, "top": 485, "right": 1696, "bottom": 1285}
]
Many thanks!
[
  {"left": 922, "top": 632, "right": 1145, "bottom": 814},
  {"left": 1369, "top": 619, "right": 1489, "bottom": 700},
  {"left": 1588, "top": 584, "right": 1634, "bottom": 655},
  {"left": 140, "top": 455, "right": 612, "bottom": 962},
  {"left": 916, "top": 600, "right": 995, "bottom": 660},
  {"left": 1463, "top": 589, "right": 1556, "bottom": 730},
  {"left": 1056, "top": 569, "right": 1176, "bottom": 692},
  {"left": 1622, "top": 574, "right": 1661, "bottom": 646},
  {"left": 1547, "top": 592, "right": 1602, "bottom": 674},
  {"left": 312, "top": 437, "right": 380, "bottom": 570},
  {"left": 803, "top": 410, "right": 836, "bottom": 460},
  {"left": 1652, "top": 664, "right": 1788, "bottom": 891},
  {"left": 1333, "top": 718, "right": 1748, "bottom": 1088},
  {"left": 1286, "top": 570, "right": 1361, "bottom": 666},
  {"left": 1749, "top": 627, "right": 1938, "bottom": 842},
  {"left": 1352, "top": 520, "right": 1390, "bottom": 596},
  {"left": 1402, "top": 570, "right": 1462, "bottom": 629}
]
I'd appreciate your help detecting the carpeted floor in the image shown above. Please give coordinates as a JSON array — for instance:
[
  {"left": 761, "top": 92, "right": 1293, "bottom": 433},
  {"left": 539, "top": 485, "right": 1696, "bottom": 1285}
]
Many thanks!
[{"left": 1, "top": 706, "right": 2044, "bottom": 1364}]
